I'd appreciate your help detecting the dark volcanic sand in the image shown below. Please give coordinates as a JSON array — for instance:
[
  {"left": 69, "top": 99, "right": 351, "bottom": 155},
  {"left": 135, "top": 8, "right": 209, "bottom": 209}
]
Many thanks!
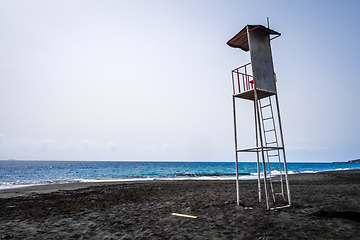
[{"left": 0, "top": 170, "right": 360, "bottom": 239}]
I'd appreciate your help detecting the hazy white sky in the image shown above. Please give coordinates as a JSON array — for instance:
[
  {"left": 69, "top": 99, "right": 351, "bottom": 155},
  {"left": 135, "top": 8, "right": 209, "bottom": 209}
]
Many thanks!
[{"left": 1, "top": 0, "right": 359, "bottom": 162}]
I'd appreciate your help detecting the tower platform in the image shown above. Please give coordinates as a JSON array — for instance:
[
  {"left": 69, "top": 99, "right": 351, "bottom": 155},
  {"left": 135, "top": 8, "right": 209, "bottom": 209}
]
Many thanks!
[{"left": 234, "top": 89, "right": 275, "bottom": 101}]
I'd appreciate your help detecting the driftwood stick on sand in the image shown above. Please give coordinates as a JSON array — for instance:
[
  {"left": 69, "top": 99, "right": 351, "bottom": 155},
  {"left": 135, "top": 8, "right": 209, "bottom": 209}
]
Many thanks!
[{"left": 171, "top": 213, "right": 197, "bottom": 218}]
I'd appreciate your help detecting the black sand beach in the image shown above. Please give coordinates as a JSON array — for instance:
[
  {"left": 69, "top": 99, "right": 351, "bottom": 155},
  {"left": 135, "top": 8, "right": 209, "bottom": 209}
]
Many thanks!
[{"left": 1, "top": 170, "right": 359, "bottom": 239}]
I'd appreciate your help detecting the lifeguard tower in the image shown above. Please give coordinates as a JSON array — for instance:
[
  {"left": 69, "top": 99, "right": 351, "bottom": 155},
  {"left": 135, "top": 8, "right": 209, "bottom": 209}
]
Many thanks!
[{"left": 227, "top": 25, "right": 291, "bottom": 210}]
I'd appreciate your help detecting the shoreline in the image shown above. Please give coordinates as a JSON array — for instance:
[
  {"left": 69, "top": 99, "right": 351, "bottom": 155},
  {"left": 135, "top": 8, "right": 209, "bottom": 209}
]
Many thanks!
[
  {"left": 0, "top": 169, "right": 359, "bottom": 239},
  {"left": 1, "top": 169, "right": 357, "bottom": 199}
]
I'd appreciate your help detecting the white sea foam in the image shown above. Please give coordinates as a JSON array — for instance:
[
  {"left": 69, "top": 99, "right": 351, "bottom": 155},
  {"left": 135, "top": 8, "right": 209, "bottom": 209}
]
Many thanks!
[
  {"left": 0, "top": 175, "right": 246, "bottom": 190},
  {"left": 1, "top": 165, "right": 359, "bottom": 190},
  {"left": 0, "top": 182, "right": 37, "bottom": 190}
]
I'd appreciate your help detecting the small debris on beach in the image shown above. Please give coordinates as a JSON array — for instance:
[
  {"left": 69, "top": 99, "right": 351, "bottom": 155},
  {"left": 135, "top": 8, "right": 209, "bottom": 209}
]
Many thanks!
[{"left": 171, "top": 213, "right": 197, "bottom": 218}]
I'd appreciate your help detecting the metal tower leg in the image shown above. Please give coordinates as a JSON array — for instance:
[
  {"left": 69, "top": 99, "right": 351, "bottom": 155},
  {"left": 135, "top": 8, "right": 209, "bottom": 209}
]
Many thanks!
[
  {"left": 254, "top": 90, "right": 270, "bottom": 210},
  {"left": 232, "top": 96, "right": 240, "bottom": 205},
  {"left": 254, "top": 99, "right": 261, "bottom": 202},
  {"left": 274, "top": 94, "right": 292, "bottom": 206}
]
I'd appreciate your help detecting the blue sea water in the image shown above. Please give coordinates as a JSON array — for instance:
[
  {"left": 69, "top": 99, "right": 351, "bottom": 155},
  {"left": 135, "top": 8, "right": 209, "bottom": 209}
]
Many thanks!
[{"left": 0, "top": 160, "right": 359, "bottom": 190}]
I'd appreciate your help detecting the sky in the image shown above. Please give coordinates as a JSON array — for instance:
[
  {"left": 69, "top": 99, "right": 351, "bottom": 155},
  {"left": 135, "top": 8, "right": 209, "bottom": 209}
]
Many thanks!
[{"left": 0, "top": 0, "right": 360, "bottom": 162}]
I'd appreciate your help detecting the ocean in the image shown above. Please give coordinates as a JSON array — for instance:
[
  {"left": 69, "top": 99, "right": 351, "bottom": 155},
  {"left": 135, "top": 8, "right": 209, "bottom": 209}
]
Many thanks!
[{"left": 1, "top": 160, "right": 359, "bottom": 190}]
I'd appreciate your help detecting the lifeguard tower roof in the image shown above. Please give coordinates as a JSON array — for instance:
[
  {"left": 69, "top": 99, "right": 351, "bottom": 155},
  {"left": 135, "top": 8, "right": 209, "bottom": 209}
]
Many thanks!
[{"left": 227, "top": 25, "right": 280, "bottom": 51}]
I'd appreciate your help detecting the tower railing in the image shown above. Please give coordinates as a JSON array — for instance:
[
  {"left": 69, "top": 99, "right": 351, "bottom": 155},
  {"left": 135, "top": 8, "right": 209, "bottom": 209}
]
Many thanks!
[{"left": 231, "top": 62, "right": 253, "bottom": 95}]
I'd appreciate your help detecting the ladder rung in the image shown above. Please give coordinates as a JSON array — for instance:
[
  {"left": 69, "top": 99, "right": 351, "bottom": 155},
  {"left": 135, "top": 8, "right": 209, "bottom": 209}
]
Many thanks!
[
  {"left": 264, "top": 129, "right": 275, "bottom": 133},
  {"left": 262, "top": 117, "right": 273, "bottom": 121},
  {"left": 266, "top": 141, "right": 277, "bottom": 145},
  {"left": 268, "top": 154, "right": 279, "bottom": 157},
  {"left": 261, "top": 104, "right": 271, "bottom": 108}
]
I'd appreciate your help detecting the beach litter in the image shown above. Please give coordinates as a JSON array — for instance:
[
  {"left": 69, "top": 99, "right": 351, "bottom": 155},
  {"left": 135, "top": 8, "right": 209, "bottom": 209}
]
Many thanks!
[{"left": 171, "top": 213, "right": 197, "bottom": 219}]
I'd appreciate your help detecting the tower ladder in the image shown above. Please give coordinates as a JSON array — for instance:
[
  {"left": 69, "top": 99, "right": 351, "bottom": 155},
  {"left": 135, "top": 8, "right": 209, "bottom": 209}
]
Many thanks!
[{"left": 258, "top": 96, "right": 286, "bottom": 203}]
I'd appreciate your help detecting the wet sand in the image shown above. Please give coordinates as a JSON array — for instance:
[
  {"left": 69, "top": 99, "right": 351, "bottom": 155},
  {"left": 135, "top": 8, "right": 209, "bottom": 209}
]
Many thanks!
[{"left": 1, "top": 170, "right": 359, "bottom": 239}]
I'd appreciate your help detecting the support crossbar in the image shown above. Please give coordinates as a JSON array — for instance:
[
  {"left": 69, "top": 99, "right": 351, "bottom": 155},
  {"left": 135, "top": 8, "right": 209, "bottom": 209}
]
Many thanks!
[{"left": 236, "top": 146, "right": 284, "bottom": 152}]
